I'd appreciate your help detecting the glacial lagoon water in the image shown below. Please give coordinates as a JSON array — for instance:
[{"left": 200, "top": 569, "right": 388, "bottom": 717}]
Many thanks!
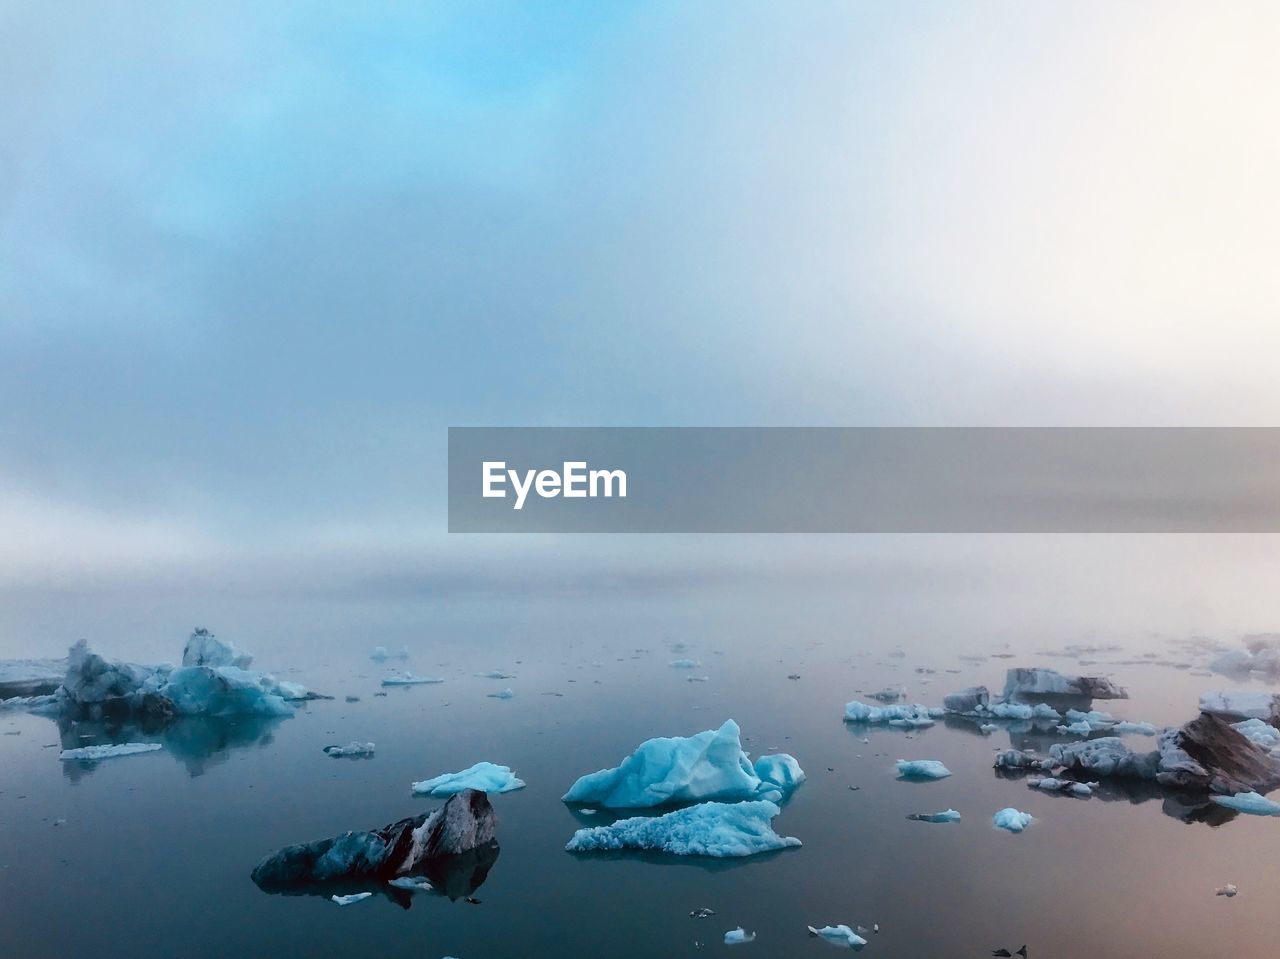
[{"left": 3, "top": 555, "right": 1280, "bottom": 959}]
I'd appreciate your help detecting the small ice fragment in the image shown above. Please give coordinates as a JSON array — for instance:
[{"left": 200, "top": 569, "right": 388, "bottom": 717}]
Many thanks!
[
  {"left": 669, "top": 659, "right": 701, "bottom": 669},
  {"left": 690, "top": 907, "right": 716, "bottom": 918},
  {"left": 381, "top": 673, "right": 443, "bottom": 686},
  {"left": 807, "top": 925, "right": 868, "bottom": 947},
  {"left": 1215, "top": 883, "right": 1238, "bottom": 897},
  {"left": 331, "top": 892, "right": 373, "bottom": 906},
  {"left": 907, "top": 809, "right": 961, "bottom": 823},
  {"left": 369, "top": 646, "right": 409, "bottom": 662},
  {"left": 324, "top": 742, "right": 375, "bottom": 758},
  {"left": 1209, "top": 791, "right": 1280, "bottom": 816},
  {"left": 477, "top": 670, "right": 515, "bottom": 679},
  {"left": 895, "top": 759, "right": 952, "bottom": 780},
  {"left": 388, "top": 876, "right": 433, "bottom": 892},
  {"left": 724, "top": 928, "right": 756, "bottom": 945},
  {"left": 1027, "top": 777, "right": 1095, "bottom": 797},
  {"left": 686, "top": 675, "right": 710, "bottom": 683},
  {"left": 487, "top": 688, "right": 515, "bottom": 699},
  {"left": 992, "top": 807, "right": 1036, "bottom": 832},
  {"left": 411, "top": 761, "right": 526, "bottom": 796},
  {"left": 59, "top": 742, "right": 162, "bottom": 761}
]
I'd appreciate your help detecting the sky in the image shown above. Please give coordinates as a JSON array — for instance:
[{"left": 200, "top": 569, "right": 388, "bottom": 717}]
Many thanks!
[{"left": 2, "top": 1, "right": 1279, "bottom": 587}]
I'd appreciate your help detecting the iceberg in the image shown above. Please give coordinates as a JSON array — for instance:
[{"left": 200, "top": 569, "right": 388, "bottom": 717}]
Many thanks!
[
  {"left": 324, "top": 742, "right": 376, "bottom": 758},
  {"left": 896, "top": 759, "right": 951, "bottom": 780},
  {"left": 381, "top": 673, "right": 444, "bottom": 686},
  {"left": 1232, "top": 718, "right": 1280, "bottom": 753},
  {"left": 331, "top": 892, "right": 372, "bottom": 906},
  {"left": 1002, "top": 667, "right": 1127, "bottom": 700},
  {"left": 562, "top": 720, "right": 802, "bottom": 807},
  {"left": 1199, "top": 690, "right": 1280, "bottom": 722},
  {"left": 486, "top": 688, "right": 515, "bottom": 700},
  {"left": 1210, "top": 635, "right": 1280, "bottom": 679},
  {"left": 1049, "top": 737, "right": 1159, "bottom": 779},
  {"left": 1209, "top": 791, "right": 1280, "bottom": 816},
  {"left": 59, "top": 742, "right": 162, "bottom": 761},
  {"left": 182, "top": 629, "right": 252, "bottom": 669},
  {"left": 994, "top": 749, "right": 1050, "bottom": 771},
  {"left": 411, "top": 762, "right": 526, "bottom": 797},
  {"left": 1027, "top": 777, "right": 1096, "bottom": 797},
  {"left": 984, "top": 702, "right": 1061, "bottom": 721},
  {"left": 564, "top": 800, "right": 801, "bottom": 858},
  {"left": 0, "top": 656, "right": 66, "bottom": 699},
  {"left": 992, "top": 808, "right": 1035, "bottom": 832},
  {"left": 943, "top": 686, "right": 989, "bottom": 714},
  {"left": 807, "top": 925, "right": 868, "bottom": 947},
  {"left": 251, "top": 790, "right": 497, "bottom": 888},
  {"left": 843, "top": 701, "right": 943, "bottom": 726},
  {"left": 907, "top": 809, "right": 961, "bottom": 823},
  {"left": 1114, "top": 721, "right": 1158, "bottom": 736},
  {"left": 724, "top": 928, "right": 756, "bottom": 945}
]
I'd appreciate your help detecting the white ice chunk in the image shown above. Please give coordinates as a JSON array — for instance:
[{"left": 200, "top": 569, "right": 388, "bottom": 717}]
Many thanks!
[
  {"left": 381, "top": 673, "right": 444, "bottom": 686},
  {"left": 724, "top": 928, "right": 756, "bottom": 945},
  {"left": 1056, "top": 720, "right": 1094, "bottom": 736},
  {"left": 60, "top": 742, "right": 162, "bottom": 761},
  {"left": 324, "top": 741, "right": 375, "bottom": 758},
  {"left": 181, "top": 629, "right": 252, "bottom": 669},
  {"left": 330, "top": 892, "right": 372, "bottom": 906},
  {"left": 807, "top": 925, "right": 868, "bottom": 947},
  {"left": 387, "top": 876, "right": 433, "bottom": 891},
  {"left": 1209, "top": 791, "right": 1280, "bottom": 816},
  {"left": 992, "top": 807, "right": 1036, "bottom": 832},
  {"left": 843, "top": 701, "right": 943, "bottom": 726},
  {"left": 562, "top": 719, "right": 800, "bottom": 807},
  {"left": 895, "top": 759, "right": 952, "bottom": 780},
  {"left": 486, "top": 688, "right": 515, "bottom": 699},
  {"left": 564, "top": 800, "right": 801, "bottom": 858},
  {"left": 1200, "top": 690, "right": 1279, "bottom": 721},
  {"left": 411, "top": 761, "right": 527, "bottom": 796},
  {"left": 1027, "top": 776, "right": 1096, "bottom": 797},
  {"left": 1232, "top": 718, "right": 1280, "bottom": 752},
  {"left": 1113, "top": 721, "right": 1158, "bottom": 736}
]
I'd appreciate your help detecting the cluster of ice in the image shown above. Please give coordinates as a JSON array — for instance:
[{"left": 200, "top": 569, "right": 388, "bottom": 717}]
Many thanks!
[
  {"left": 843, "top": 701, "right": 943, "bottom": 727},
  {"left": 565, "top": 800, "right": 801, "bottom": 858},
  {"left": 985, "top": 701, "right": 1062, "bottom": 721},
  {"left": 411, "top": 762, "right": 526, "bottom": 797},
  {"left": 943, "top": 686, "right": 989, "bottom": 714},
  {"left": 59, "top": 742, "right": 162, "bottom": 761},
  {"left": 381, "top": 673, "right": 444, "bottom": 687},
  {"left": 1027, "top": 777, "right": 1096, "bottom": 797},
  {"left": 1199, "top": 690, "right": 1280, "bottom": 722},
  {"left": 1002, "top": 667, "right": 1127, "bottom": 700},
  {"left": 992, "top": 808, "right": 1036, "bottom": 832},
  {"left": 807, "top": 925, "right": 868, "bottom": 947},
  {"left": 724, "top": 928, "right": 756, "bottom": 945},
  {"left": 562, "top": 720, "right": 804, "bottom": 807},
  {"left": 895, "top": 759, "right": 951, "bottom": 780},
  {"left": 1049, "top": 737, "right": 1160, "bottom": 779},
  {"left": 324, "top": 742, "right": 375, "bottom": 758},
  {"left": 907, "top": 809, "right": 961, "bottom": 823},
  {"left": 1209, "top": 791, "right": 1280, "bottom": 816}
]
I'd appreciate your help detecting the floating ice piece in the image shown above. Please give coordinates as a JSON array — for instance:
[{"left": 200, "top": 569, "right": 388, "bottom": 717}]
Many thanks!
[
  {"left": 331, "top": 893, "right": 372, "bottom": 906},
  {"left": 564, "top": 800, "right": 801, "bottom": 858},
  {"left": 0, "top": 656, "right": 66, "bottom": 699},
  {"left": 669, "top": 659, "right": 701, "bottom": 669},
  {"left": 1049, "top": 737, "right": 1159, "bottom": 779},
  {"left": 724, "top": 928, "right": 756, "bottom": 945},
  {"left": 686, "top": 675, "right": 710, "bottom": 683},
  {"left": 993, "top": 749, "right": 1049, "bottom": 771},
  {"left": 1211, "top": 636, "right": 1280, "bottom": 679},
  {"left": 754, "top": 753, "right": 806, "bottom": 791},
  {"left": 324, "top": 742, "right": 375, "bottom": 758},
  {"left": 1114, "top": 721, "right": 1158, "bottom": 736},
  {"left": 487, "top": 688, "right": 515, "bottom": 700},
  {"left": 1056, "top": 720, "right": 1094, "bottom": 736},
  {"left": 562, "top": 720, "right": 801, "bottom": 807},
  {"left": 1027, "top": 777, "right": 1096, "bottom": 797},
  {"left": 984, "top": 701, "right": 1061, "bottom": 721},
  {"left": 895, "top": 759, "right": 952, "bottom": 780},
  {"left": 1002, "top": 667, "right": 1127, "bottom": 700},
  {"left": 907, "top": 809, "right": 961, "bottom": 823},
  {"left": 807, "top": 924, "right": 867, "bottom": 947},
  {"left": 843, "top": 701, "right": 943, "bottom": 726},
  {"left": 182, "top": 629, "right": 252, "bottom": 670},
  {"left": 381, "top": 674, "right": 444, "bottom": 686},
  {"left": 1063, "top": 709, "right": 1115, "bottom": 730},
  {"left": 1200, "top": 690, "right": 1280, "bottom": 721},
  {"left": 370, "top": 646, "right": 409, "bottom": 662},
  {"left": 387, "top": 876, "right": 433, "bottom": 891},
  {"left": 690, "top": 907, "right": 716, "bottom": 918},
  {"left": 943, "top": 685, "right": 988, "bottom": 714},
  {"left": 979, "top": 723, "right": 999, "bottom": 733},
  {"left": 1215, "top": 883, "right": 1238, "bottom": 897},
  {"left": 59, "top": 742, "right": 162, "bottom": 761},
  {"left": 412, "top": 762, "right": 526, "bottom": 797},
  {"left": 1209, "top": 791, "right": 1280, "bottom": 816},
  {"left": 477, "top": 670, "right": 514, "bottom": 679},
  {"left": 992, "top": 808, "right": 1035, "bottom": 832}
]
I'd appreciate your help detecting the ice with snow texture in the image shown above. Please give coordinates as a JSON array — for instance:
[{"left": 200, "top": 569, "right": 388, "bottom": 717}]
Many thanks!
[
  {"left": 895, "top": 759, "right": 952, "bottom": 780},
  {"left": 381, "top": 674, "right": 444, "bottom": 686},
  {"left": 60, "top": 742, "right": 162, "bottom": 761},
  {"left": 844, "top": 701, "right": 943, "bottom": 727},
  {"left": 993, "top": 808, "right": 1036, "bottom": 832},
  {"left": 1210, "top": 791, "right": 1280, "bottom": 816},
  {"left": 562, "top": 720, "right": 804, "bottom": 807},
  {"left": 807, "top": 925, "right": 868, "bottom": 947},
  {"left": 324, "top": 742, "right": 375, "bottom": 758},
  {"left": 724, "top": 928, "right": 756, "bottom": 945},
  {"left": 412, "top": 762, "right": 526, "bottom": 797},
  {"left": 564, "top": 800, "right": 801, "bottom": 858}
]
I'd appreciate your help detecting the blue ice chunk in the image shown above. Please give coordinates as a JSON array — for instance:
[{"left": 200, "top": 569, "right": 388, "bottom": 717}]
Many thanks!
[
  {"left": 992, "top": 807, "right": 1036, "bottom": 832},
  {"left": 1210, "top": 791, "right": 1280, "bottom": 816},
  {"left": 843, "top": 701, "right": 943, "bottom": 726},
  {"left": 895, "top": 759, "right": 952, "bottom": 780},
  {"left": 411, "top": 761, "right": 526, "bottom": 796},
  {"left": 564, "top": 800, "right": 801, "bottom": 858}
]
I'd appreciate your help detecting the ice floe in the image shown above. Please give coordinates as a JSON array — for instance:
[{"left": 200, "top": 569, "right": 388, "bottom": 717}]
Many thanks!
[
  {"left": 564, "top": 800, "right": 801, "bottom": 858},
  {"left": 992, "top": 808, "right": 1035, "bottom": 832},
  {"left": 411, "top": 762, "right": 526, "bottom": 797},
  {"left": 387, "top": 876, "right": 433, "bottom": 892},
  {"left": 843, "top": 701, "right": 943, "bottom": 727},
  {"left": 807, "top": 924, "right": 868, "bottom": 947},
  {"left": 381, "top": 673, "right": 444, "bottom": 686},
  {"left": 324, "top": 742, "right": 375, "bottom": 758},
  {"left": 562, "top": 719, "right": 802, "bottom": 807},
  {"left": 724, "top": 928, "right": 756, "bottom": 945},
  {"left": 907, "top": 809, "right": 961, "bottom": 823},
  {"left": 486, "top": 688, "right": 515, "bottom": 700},
  {"left": 1199, "top": 690, "right": 1279, "bottom": 722},
  {"left": 331, "top": 892, "right": 372, "bottom": 906},
  {"left": 1027, "top": 777, "right": 1096, "bottom": 797},
  {"left": 895, "top": 759, "right": 951, "bottom": 780},
  {"left": 669, "top": 659, "right": 701, "bottom": 669},
  {"left": 59, "top": 742, "right": 162, "bottom": 761},
  {"left": 1209, "top": 791, "right": 1280, "bottom": 816}
]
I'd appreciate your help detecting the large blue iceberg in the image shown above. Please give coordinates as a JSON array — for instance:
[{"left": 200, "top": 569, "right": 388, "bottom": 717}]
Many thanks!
[
  {"left": 564, "top": 800, "right": 801, "bottom": 858},
  {"left": 562, "top": 720, "right": 804, "bottom": 808}
]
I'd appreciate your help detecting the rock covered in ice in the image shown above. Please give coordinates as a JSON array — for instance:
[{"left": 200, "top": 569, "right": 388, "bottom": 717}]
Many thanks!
[
  {"left": 907, "top": 809, "right": 961, "bottom": 823},
  {"left": 992, "top": 807, "right": 1035, "bottom": 832},
  {"left": 324, "top": 742, "right": 375, "bottom": 758},
  {"left": 181, "top": 629, "right": 252, "bottom": 669},
  {"left": 251, "top": 790, "right": 498, "bottom": 887},
  {"left": 562, "top": 720, "right": 802, "bottom": 808},
  {"left": 59, "top": 742, "right": 162, "bottom": 761},
  {"left": 843, "top": 701, "right": 943, "bottom": 726},
  {"left": 1027, "top": 776, "right": 1097, "bottom": 797},
  {"left": 0, "top": 657, "right": 67, "bottom": 699},
  {"left": 564, "top": 800, "right": 801, "bottom": 858},
  {"left": 1002, "top": 667, "right": 1127, "bottom": 701},
  {"left": 1199, "top": 690, "right": 1280, "bottom": 722},
  {"left": 807, "top": 925, "right": 868, "bottom": 947},
  {"left": 895, "top": 759, "right": 952, "bottom": 780},
  {"left": 943, "top": 685, "right": 989, "bottom": 714},
  {"left": 724, "top": 928, "right": 756, "bottom": 945},
  {"left": 1049, "top": 737, "right": 1159, "bottom": 779},
  {"left": 1209, "top": 791, "right": 1280, "bottom": 816},
  {"left": 412, "top": 762, "right": 526, "bottom": 797},
  {"left": 381, "top": 673, "right": 444, "bottom": 686}
]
